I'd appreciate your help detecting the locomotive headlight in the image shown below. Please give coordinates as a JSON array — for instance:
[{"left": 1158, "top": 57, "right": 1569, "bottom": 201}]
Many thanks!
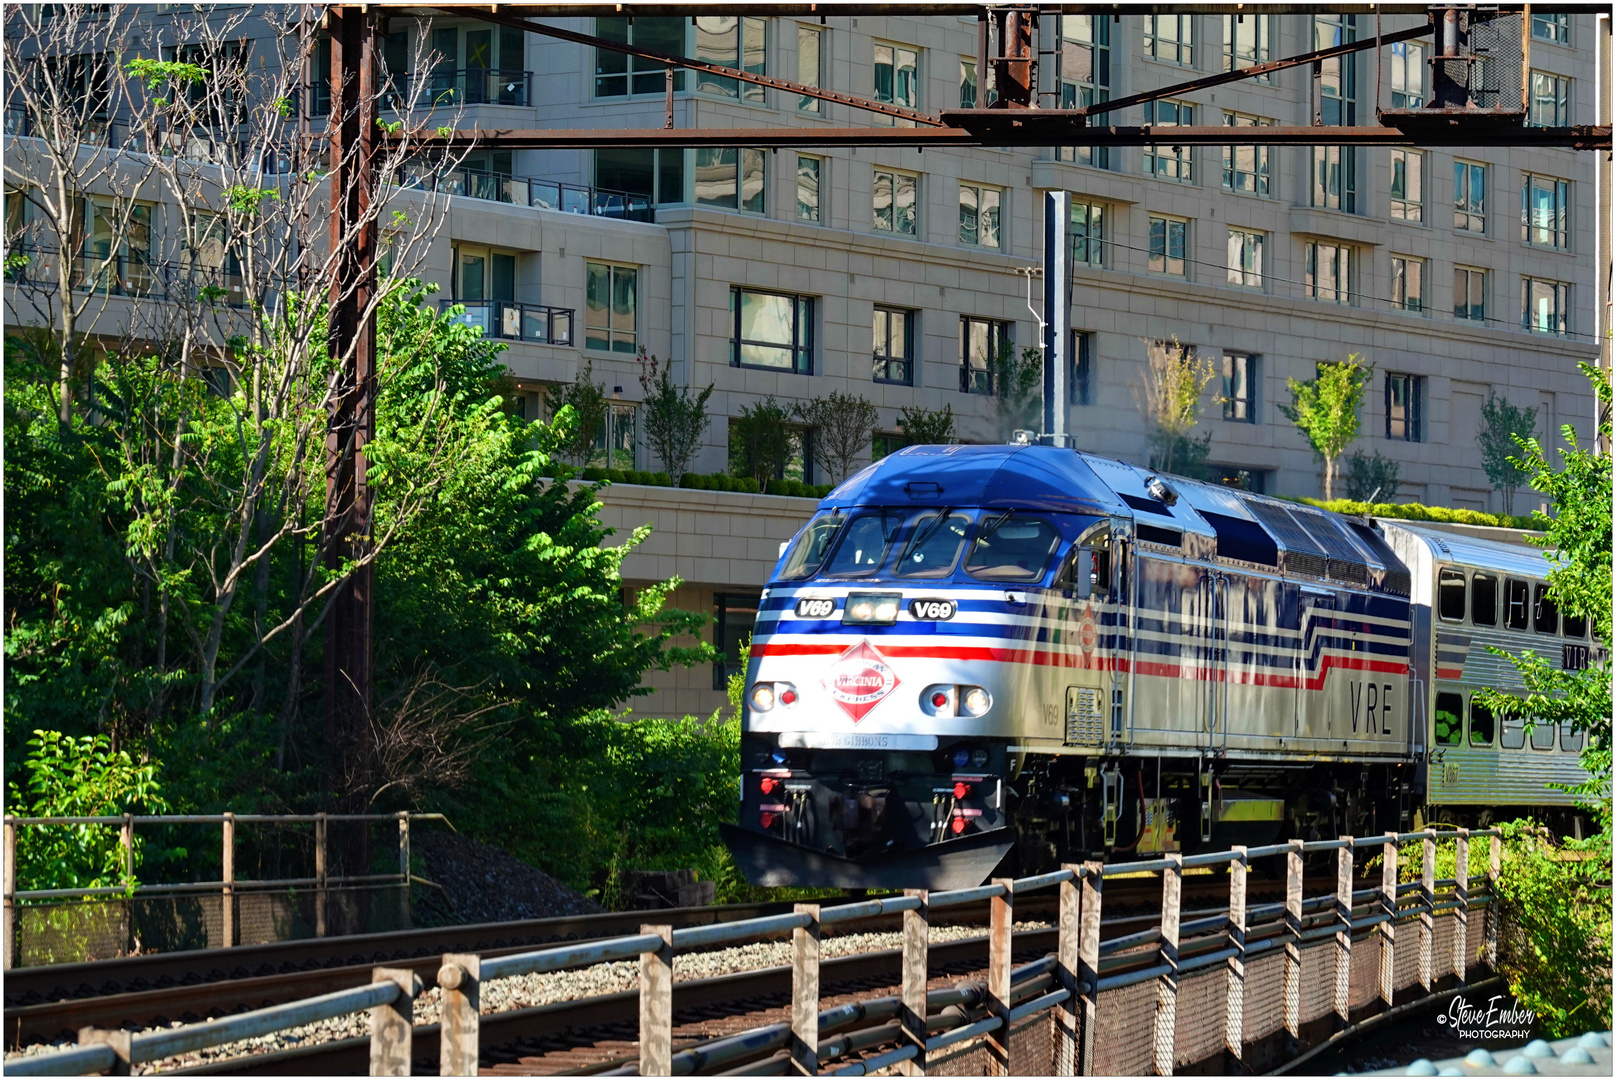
[
  {"left": 842, "top": 592, "right": 902, "bottom": 625},
  {"left": 961, "top": 687, "right": 992, "bottom": 716},
  {"left": 750, "top": 683, "right": 776, "bottom": 711}
]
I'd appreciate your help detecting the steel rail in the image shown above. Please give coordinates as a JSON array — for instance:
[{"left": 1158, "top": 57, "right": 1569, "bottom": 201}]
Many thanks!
[{"left": 427, "top": 4, "right": 1612, "bottom": 16}]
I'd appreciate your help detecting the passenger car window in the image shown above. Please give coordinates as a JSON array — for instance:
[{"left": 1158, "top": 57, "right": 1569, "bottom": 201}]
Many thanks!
[
  {"left": 1470, "top": 573, "right": 1498, "bottom": 626},
  {"left": 1532, "top": 583, "right": 1559, "bottom": 634},
  {"left": 1438, "top": 568, "right": 1466, "bottom": 621},
  {"left": 1562, "top": 724, "right": 1584, "bottom": 752},
  {"left": 821, "top": 512, "right": 906, "bottom": 577},
  {"left": 1505, "top": 579, "right": 1530, "bottom": 630},
  {"left": 1529, "top": 719, "right": 1556, "bottom": 750},
  {"left": 1499, "top": 711, "right": 1525, "bottom": 749},
  {"left": 1563, "top": 610, "right": 1587, "bottom": 638},
  {"left": 1468, "top": 698, "right": 1494, "bottom": 747},
  {"left": 1434, "top": 692, "right": 1462, "bottom": 746},
  {"left": 894, "top": 511, "right": 972, "bottom": 578},
  {"left": 779, "top": 513, "right": 844, "bottom": 579},
  {"left": 964, "top": 514, "right": 1062, "bottom": 583}
]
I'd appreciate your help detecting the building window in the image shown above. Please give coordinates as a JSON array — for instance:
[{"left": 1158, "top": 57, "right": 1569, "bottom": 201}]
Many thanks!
[
  {"left": 585, "top": 262, "right": 636, "bottom": 353},
  {"left": 1522, "top": 174, "right": 1569, "bottom": 248},
  {"left": 596, "top": 147, "right": 684, "bottom": 206},
  {"left": 713, "top": 591, "right": 761, "bottom": 690},
  {"left": 1390, "top": 41, "right": 1425, "bottom": 107},
  {"left": 1214, "top": 466, "right": 1267, "bottom": 494},
  {"left": 1385, "top": 373, "right": 1423, "bottom": 442},
  {"left": 694, "top": 147, "right": 765, "bottom": 213},
  {"left": 797, "top": 154, "right": 821, "bottom": 222},
  {"left": 1144, "top": 14, "right": 1194, "bottom": 67},
  {"left": 1058, "top": 16, "right": 1109, "bottom": 169},
  {"left": 1529, "top": 71, "right": 1570, "bottom": 126},
  {"left": 1454, "top": 266, "right": 1487, "bottom": 322},
  {"left": 1143, "top": 99, "right": 1194, "bottom": 182},
  {"left": 587, "top": 403, "right": 638, "bottom": 470},
  {"left": 1226, "top": 228, "right": 1264, "bottom": 288},
  {"left": 1222, "top": 352, "right": 1256, "bottom": 422},
  {"left": 1391, "top": 255, "right": 1425, "bottom": 313},
  {"left": 1390, "top": 149, "right": 1423, "bottom": 221},
  {"left": 958, "top": 56, "right": 996, "bottom": 108},
  {"left": 872, "top": 432, "right": 909, "bottom": 461},
  {"left": 1222, "top": 14, "right": 1270, "bottom": 75},
  {"left": 1304, "top": 241, "right": 1352, "bottom": 304},
  {"left": 960, "top": 316, "right": 1010, "bottom": 394},
  {"left": 959, "top": 183, "right": 1002, "bottom": 248},
  {"left": 797, "top": 25, "right": 822, "bottom": 112},
  {"left": 1522, "top": 278, "right": 1571, "bottom": 335},
  {"left": 454, "top": 245, "right": 517, "bottom": 303},
  {"left": 79, "top": 197, "right": 154, "bottom": 296},
  {"left": 873, "top": 168, "right": 918, "bottom": 236},
  {"left": 731, "top": 287, "right": 814, "bottom": 373},
  {"left": 1149, "top": 215, "right": 1189, "bottom": 277},
  {"left": 594, "top": 17, "right": 685, "bottom": 98},
  {"left": 1072, "top": 330, "right": 1095, "bottom": 405},
  {"left": 873, "top": 307, "right": 915, "bottom": 384},
  {"left": 1221, "top": 112, "right": 1273, "bottom": 195},
  {"left": 694, "top": 16, "right": 765, "bottom": 101},
  {"left": 1532, "top": 12, "right": 1570, "bottom": 44},
  {"left": 873, "top": 42, "right": 918, "bottom": 127},
  {"left": 1454, "top": 160, "right": 1486, "bottom": 232},
  {"left": 1070, "top": 199, "right": 1105, "bottom": 267},
  {"left": 1312, "top": 145, "right": 1356, "bottom": 212}
]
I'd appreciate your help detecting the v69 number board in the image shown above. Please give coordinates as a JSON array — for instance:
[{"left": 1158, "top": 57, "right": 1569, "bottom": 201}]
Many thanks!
[
  {"left": 795, "top": 597, "right": 836, "bottom": 619},
  {"left": 909, "top": 598, "right": 956, "bottom": 620}
]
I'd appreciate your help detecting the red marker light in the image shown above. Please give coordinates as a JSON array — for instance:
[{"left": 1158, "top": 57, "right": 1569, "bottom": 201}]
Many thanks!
[
  {"left": 951, "top": 816, "right": 967, "bottom": 835},
  {"left": 780, "top": 689, "right": 798, "bottom": 705},
  {"left": 760, "top": 812, "right": 777, "bottom": 829},
  {"left": 930, "top": 691, "right": 949, "bottom": 708},
  {"left": 954, "top": 781, "right": 971, "bottom": 799},
  {"left": 760, "top": 777, "right": 777, "bottom": 794}
]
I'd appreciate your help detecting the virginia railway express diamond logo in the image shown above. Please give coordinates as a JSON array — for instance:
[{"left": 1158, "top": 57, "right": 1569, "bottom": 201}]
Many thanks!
[{"left": 822, "top": 640, "right": 901, "bottom": 722}]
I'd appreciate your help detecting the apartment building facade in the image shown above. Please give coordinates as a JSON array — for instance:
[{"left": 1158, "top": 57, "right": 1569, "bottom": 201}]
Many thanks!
[{"left": 6, "top": 8, "right": 1605, "bottom": 722}]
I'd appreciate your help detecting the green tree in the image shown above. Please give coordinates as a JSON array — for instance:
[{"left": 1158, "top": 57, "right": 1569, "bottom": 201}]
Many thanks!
[
  {"left": 728, "top": 397, "right": 795, "bottom": 489},
  {"left": 1477, "top": 363, "right": 1611, "bottom": 824},
  {"left": 1342, "top": 449, "right": 1402, "bottom": 503},
  {"left": 1138, "top": 337, "right": 1216, "bottom": 477},
  {"left": 1278, "top": 354, "right": 1373, "bottom": 500},
  {"left": 796, "top": 390, "right": 879, "bottom": 484},
  {"left": 1478, "top": 393, "right": 1538, "bottom": 515},
  {"left": 636, "top": 348, "right": 712, "bottom": 486},
  {"left": 989, "top": 343, "right": 1043, "bottom": 441},
  {"left": 547, "top": 358, "right": 611, "bottom": 467},
  {"left": 8, "top": 731, "right": 168, "bottom": 891},
  {"left": 897, "top": 403, "right": 956, "bottom": 445}
]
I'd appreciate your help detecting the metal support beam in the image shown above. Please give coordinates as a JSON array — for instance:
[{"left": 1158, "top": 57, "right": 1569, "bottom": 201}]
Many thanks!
[
  {"left": 1043, "top": 190, "right": 1069, "bottom": 439},
  {"left": 324, "top": 4, "right": 379, "bottom": 811},
  {"left": 393, "top": 122, "right": 1611, "bottom": 150}
]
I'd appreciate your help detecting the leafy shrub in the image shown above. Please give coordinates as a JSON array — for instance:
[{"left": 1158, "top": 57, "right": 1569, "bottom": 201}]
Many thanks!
[
  {"left": 1342, "top": 449, "right": 1402, "bottom": 503},
  {"left": 1298, "top": 497, "right": 1535, "bottom": 531}
]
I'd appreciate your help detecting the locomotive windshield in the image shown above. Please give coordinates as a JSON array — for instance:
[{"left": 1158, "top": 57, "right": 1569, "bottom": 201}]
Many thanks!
[
  {"left": 778, "top": 512, "right": 844, "bottom": 579},
  {"left": 964, "top": 514, "right": 1062, "bottom": 582},
  {"left": 894, "top": 511, "right": 971, "bottom": 577},
  {"left": 820, "top": 511, "right": 907, "bottom": 577}
]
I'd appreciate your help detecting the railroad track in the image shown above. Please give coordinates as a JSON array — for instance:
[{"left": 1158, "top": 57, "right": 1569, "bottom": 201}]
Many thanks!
[{"left": 8, "top": 870, "right": 1353, "bottom": 1068}]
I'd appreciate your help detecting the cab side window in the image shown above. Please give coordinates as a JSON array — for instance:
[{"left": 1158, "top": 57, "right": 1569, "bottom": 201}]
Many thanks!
[
  {"left": 1505, "top": 579, "right": 1530, "bottom": 630},
  {"left": 1499, "top": 710, "right": 1525, "bottom": 749},
  {"left": 1438, "top": 568, "right": 1467, "bottom": 622},
  {"left": 1529, "top": 719, "right": 1557, "bottom": 750},
  {"left": 1468, "top": 697, "right": 1495, "bottom": 748},
  {"left": 1532, "top": 583, "right": 1559, "bottom": 635},
  {"left": 1434, "top": 692, "right": 1462, "bottom": 746},
  {"left": 1562, "top": 724, "right": 1584, "bottom": 752},
  {"left": 1470, "top": 573, "right": 1498, "bottom": 626}
]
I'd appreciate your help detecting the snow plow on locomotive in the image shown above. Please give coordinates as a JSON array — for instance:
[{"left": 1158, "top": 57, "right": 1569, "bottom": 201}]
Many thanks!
[{"left": 720, "top": 444, "right": 1593, "bottom": 890}]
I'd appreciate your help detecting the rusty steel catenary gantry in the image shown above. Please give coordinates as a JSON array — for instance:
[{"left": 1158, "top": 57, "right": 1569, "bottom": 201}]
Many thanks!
[{"left": 320, "top": 3, "right": 1612, "bottom": 731}]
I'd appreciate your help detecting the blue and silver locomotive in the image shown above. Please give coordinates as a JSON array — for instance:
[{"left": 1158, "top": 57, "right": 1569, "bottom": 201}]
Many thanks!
[{"left": 720, "top": 444, "right": 1594, "bottom": 889}]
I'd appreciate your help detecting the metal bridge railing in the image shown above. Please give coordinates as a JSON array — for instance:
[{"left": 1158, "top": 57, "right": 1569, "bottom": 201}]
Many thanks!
[{"left": 7, "top": 827, "right": 1504, "bottom": 1077}]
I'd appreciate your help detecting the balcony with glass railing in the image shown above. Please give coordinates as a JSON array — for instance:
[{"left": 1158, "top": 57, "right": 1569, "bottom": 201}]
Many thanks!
[
  {"left": 396, "top": 162, "right": 654, "bottom": 223},
  {"left": 5, "top": 243, "right": 248, "bottom": 306},
  {"left": 438, "top": 298, "right": 574, "bottom": 347}
]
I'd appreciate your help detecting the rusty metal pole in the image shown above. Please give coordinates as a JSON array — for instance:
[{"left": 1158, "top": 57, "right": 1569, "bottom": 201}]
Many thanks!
[
  {"left": 1225, "top": 847, "right": 1247, "bottom": 1067},
  {"left": 1454, "top": 828, "right": 1470, "bottom": 983},
  {"left": 790, "top": 904, "right": 821, "bottom": 1076},
  {"left": 439, "top": 953, "right": 481, "bottom": 1075},
  {"left": 121, "top": 814, "right": 134, "bottom": 957},
  {"left": 1380, "top": 833, "right": 1398, "bottom": 1007},
  {"left": 1054, "top": 868, "right": 1081, "bottom": 1076},
  {"left": 1283, "top": 840, "right": 1304, "bottom": 1038},
  {"left": 397, "top": 813, "right": 410, "bottom": 929},
  {"left": 1334, "top": 838, "right": 1354, "bottom": 1028},
  {"left": 1077, "top": 860, "right": 1102, "bottom": 1075},
  {"left": 640, "top": 924, "right": 674, "bottom": 1075},
  {"left": 315, "top": 812, "right": 328, "bottom": 939},
  {"left": 986, "top": 879, "right": 1014, "bottom": 1077},
  {"left": 369, "top": 966, "right": 418, "bottom": 1077},
  {"left": 899, "top": 889, "right": 928, "bottom": 1076},
  {"left": 1153, "top": 854, "right": 1182, "bottom": 1077},
  {"left": 1420, "top": 830, "right": 1436, "bottom": 991},
  {"left": 324, "top": 3, "right": 379, "bottom": 819}
]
